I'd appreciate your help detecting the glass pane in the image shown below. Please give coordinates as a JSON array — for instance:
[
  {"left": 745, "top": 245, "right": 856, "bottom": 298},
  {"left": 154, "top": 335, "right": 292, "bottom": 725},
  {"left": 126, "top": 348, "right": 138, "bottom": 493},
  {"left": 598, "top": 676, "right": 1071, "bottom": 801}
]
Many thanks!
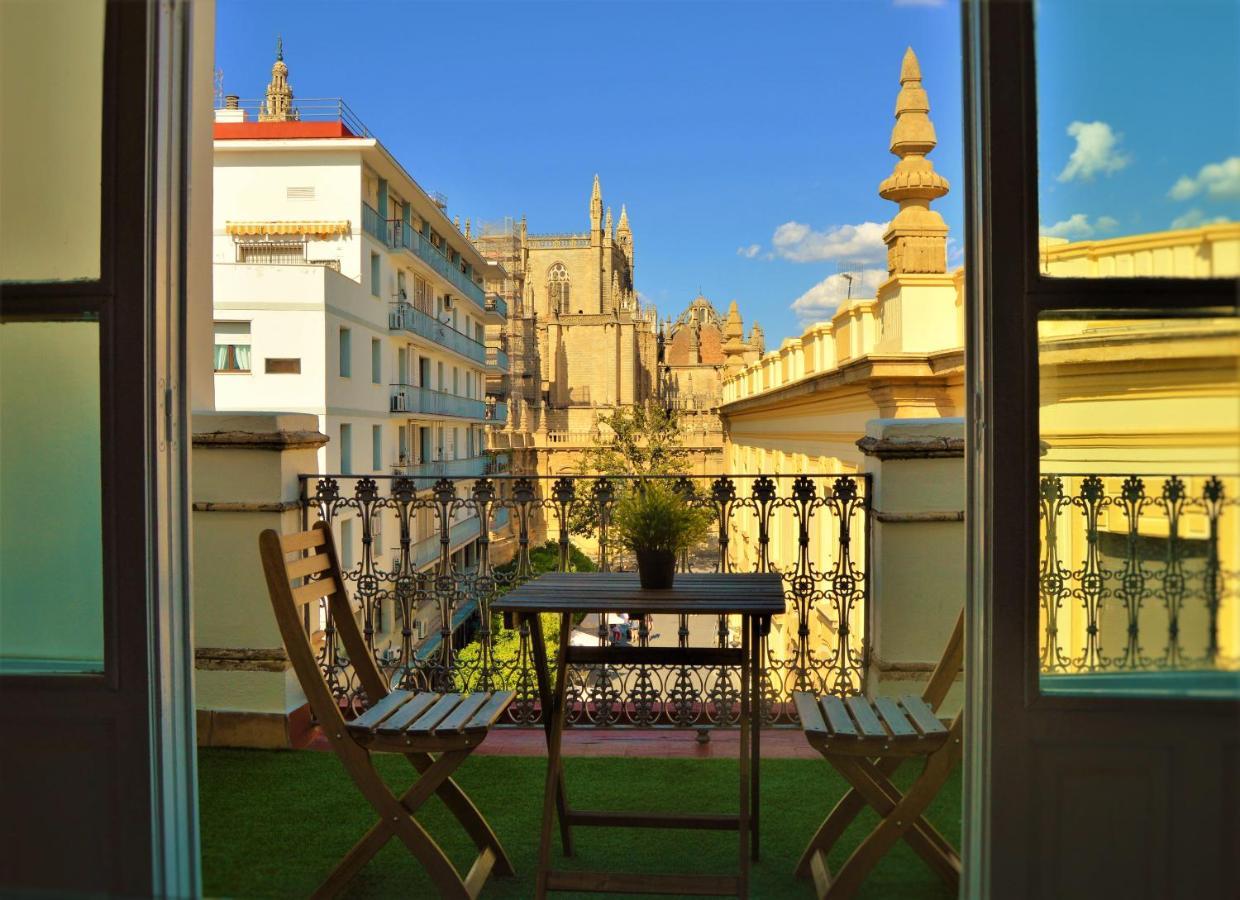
[
  {"left": 1038, "top": 313, "right": 1240, "bottom": 697},
  {"left": 1035, "top": 0, "right": 1239, "bottom": 278},
  {"left": 0, "top": 0, "right": 105, "bottom": 283},
  {"left": 0, "top": 321, "right": 104, "bottom": 673}
]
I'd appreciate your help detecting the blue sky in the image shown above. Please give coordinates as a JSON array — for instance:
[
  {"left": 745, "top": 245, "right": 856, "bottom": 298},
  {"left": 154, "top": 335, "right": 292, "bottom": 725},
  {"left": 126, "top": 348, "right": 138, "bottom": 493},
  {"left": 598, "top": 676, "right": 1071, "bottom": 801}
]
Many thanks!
[
  {"left": 1036, "top": 0, "right": 1239, "bottom": 243},
  {"left": 216, "top": 0, "right": 1237, "bottom": 346},
  {"left": 216, "top": 0, "right": 964, "bottom": 346}
]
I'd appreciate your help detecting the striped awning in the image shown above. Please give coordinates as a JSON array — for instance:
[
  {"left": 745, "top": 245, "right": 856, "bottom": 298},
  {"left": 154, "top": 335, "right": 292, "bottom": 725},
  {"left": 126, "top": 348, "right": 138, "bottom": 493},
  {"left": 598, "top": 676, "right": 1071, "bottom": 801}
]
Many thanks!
[{"left": 225, "top": 220, "right": 351, "bottom": 237}]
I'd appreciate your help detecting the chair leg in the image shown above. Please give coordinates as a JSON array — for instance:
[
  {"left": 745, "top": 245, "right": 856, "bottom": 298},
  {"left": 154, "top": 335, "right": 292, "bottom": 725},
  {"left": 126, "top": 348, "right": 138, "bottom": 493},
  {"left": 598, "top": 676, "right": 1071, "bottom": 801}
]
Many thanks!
[
  {"left": 405, "top": 751, "right": 516, "bottom": 878},
  {"left": 795, "top": 754, "right": 902, "bottom": 879},
  {"left": 824, "top": 746, "right": 961, "bottom": 899},
  {"left": 316, "top": 745, "right": 476, "bottom": 900}
]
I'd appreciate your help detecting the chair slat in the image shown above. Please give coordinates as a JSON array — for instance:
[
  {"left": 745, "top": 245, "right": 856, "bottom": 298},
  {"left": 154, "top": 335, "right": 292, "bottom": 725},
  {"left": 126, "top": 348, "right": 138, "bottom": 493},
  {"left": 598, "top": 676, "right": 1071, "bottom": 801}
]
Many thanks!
[
  {"left": 377, "top": 692, "right": 441, "bottom": 733},
  {"left": 846, "top": 696, "right": 887, "bottom": 738},
  {"left": 281, "top": 529, "right": 328, "bottom": 553},
  {"left": 874, "top": 696, "right": 918, "bottom": 739},
  {"left": 794, "top": 692, "right": 829, "bottom": 735},
  {"left": 433, "top": 693, "right": 492, "bottom": 734},
  {"left": 291, "top": 576, "right": 338, "bottom": 607},
  {"left": 464, "top": 691, "right": 515, "bottom": 733},
  {"left": 405, "top": 693, "right": 466, "bottom": 735},
  {"left": 900, "top": 695, "right": 948, "bottom": 737},
  {"left": 350, "top": 690, "right": 416, "bottom": 732},
  {"left": 819, "top": 695, "right": 858, "bottom": 737},
  {"left": 287, "top": 552, "right": 332, "bottom": 580}
]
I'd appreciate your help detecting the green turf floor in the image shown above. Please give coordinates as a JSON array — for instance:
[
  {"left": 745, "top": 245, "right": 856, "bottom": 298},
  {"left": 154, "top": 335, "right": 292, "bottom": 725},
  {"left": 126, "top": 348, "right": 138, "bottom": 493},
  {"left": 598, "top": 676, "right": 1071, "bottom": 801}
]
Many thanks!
[{"left": 199, "top": 748, "right": 960, "bottom": 899}]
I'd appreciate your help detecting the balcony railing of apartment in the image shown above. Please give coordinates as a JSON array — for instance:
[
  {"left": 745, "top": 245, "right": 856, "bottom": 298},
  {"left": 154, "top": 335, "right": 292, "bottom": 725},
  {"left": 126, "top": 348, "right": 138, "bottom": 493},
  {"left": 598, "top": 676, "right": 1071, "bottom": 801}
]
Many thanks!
[
  {"left": 385, "top": 215, "right": 486, "bottom": 308},
  {"left": 391, "top": 456, "right": 489, "bottom": 480},
  {"left": 485, "top": 292, "right": 508, "bottom": 319},
  {"left": 299, "top": 472, "right": 871, "bottom": 726},
  {"left": 484, "top": 400, "right": 509, "bottom": 424},
  {"left": 485, "top": 451, "right": 511, "bottom": 474},
  {"left": 388, "top": 383, "right": 487, "bottom": 419},
  {"left": 486, "top": 346, "right": 510, "bottom": 372},
  {"left": 214, "top": 97, "right": 374, "bottom": 136},
  {"left": 1038, "top": 472, "right": 1239, "bottom": 676},
  {"left": 388, "top": 302, "right": 486, "bottom": 365}
]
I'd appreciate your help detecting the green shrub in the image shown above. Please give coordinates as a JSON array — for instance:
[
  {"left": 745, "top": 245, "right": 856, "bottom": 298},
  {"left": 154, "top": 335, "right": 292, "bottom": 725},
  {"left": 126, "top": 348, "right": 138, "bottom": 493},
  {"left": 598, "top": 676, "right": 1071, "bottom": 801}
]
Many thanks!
[{"left": 612, "top": 481, "right": 710, "bottom": 554}]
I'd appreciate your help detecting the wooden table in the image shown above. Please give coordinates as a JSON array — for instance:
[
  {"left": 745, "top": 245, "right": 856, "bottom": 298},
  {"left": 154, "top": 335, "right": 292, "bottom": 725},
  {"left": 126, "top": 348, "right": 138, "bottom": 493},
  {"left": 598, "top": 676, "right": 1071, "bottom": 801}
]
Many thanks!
[{"left": 493, "top": 572, "right": 785, "bottom": 898}]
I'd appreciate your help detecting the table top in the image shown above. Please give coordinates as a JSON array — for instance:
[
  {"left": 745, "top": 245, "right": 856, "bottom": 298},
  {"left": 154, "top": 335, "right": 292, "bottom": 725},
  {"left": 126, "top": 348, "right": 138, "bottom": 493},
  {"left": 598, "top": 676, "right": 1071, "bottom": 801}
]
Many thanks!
[{"left": 492, "top": 572, "right": 786, "bottom": 617}]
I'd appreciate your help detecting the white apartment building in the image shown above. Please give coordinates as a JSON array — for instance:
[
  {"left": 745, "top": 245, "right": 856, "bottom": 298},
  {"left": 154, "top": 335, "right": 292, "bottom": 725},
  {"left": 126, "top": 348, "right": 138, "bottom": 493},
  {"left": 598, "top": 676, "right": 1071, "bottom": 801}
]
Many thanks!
[{"left": 211, "top": 55, "right": 506, "bottom": 595}]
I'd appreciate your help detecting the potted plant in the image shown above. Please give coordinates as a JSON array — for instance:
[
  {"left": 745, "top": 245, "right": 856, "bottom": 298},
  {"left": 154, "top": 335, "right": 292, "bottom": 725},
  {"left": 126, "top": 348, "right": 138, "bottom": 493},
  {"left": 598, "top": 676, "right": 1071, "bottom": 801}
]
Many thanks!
[{"left": 612, "top": 481, "right": 709, "bottom": 589}]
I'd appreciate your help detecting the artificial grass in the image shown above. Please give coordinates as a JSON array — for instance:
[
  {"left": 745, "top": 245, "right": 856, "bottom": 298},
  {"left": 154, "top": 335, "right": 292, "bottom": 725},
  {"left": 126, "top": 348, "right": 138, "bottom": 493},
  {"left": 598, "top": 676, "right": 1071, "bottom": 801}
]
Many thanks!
[{"left": 199, "top": 748, "right": 960, "bottom": 899}]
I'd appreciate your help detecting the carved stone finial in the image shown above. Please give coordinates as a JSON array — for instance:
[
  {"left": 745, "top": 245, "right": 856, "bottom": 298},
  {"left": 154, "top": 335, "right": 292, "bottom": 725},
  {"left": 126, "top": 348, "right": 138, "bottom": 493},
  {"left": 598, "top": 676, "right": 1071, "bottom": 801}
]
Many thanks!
[
  {"left": 878, "top": 47, "right": 950, "bottom": 275},
  {"left": 464, "top": 217, "right": 471, "bottom": 239},
  {"left": 590, "top": 174, "right": 603, "bottom": 228}
]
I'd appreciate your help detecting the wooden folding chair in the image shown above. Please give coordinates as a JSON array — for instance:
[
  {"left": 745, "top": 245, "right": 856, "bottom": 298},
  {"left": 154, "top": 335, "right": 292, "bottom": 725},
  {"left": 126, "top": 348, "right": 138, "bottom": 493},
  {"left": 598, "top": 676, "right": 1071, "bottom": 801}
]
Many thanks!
[
  {"left": 259, "top": 522, "right": 516, "bottom": 899},
  {"left": 792, "top": 610, "right": 964, "bottom": 899}
]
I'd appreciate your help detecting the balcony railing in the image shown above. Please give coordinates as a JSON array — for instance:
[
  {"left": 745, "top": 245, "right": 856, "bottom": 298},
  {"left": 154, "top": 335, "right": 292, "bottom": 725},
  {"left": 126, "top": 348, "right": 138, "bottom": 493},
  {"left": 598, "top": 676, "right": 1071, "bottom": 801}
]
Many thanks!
[
  {"left": 486, "top": 346, "right": 510, "bottom": 372},
  {"left": 385, "top": 216, "right": 486, "bottom": 308},
  {"left": 388, "top": 302, "right": 486, "bottom": 365},
  {"left": 299, "top": 472, "right": 871, "bottom": 726},
  {"left": 484, "top": 400, "right": 508, "bottom": 424},
  {"left": 1038, "top": 472, "right": 1239, "bottom": 676},
  {"left": 392, "top": 457, "right": 489, "bottom": 480},
  {"left": 389, "top": 383, "right": 487, "bottom": 419},
  {"left": 485, "top": 292, "right": 508, "bottom": 319}
]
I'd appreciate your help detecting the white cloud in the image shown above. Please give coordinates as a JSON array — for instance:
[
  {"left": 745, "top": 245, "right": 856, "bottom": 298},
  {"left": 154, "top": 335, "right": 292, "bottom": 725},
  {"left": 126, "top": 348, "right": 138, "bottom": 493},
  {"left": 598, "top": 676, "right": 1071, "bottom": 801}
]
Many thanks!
[
  {"left": 1057, "top": 121, "right": 1130, "bottom": 182},
  {"left": 1167, "top": 156, "right": 1240, "bottom": 202},
  {"left": 771, "top": 220, "right": 888, "bottom": 263},
  {"left": 790, "top": 268, "right": 887, "bottom": 325},
  {"left": 736, "top": 244, "right": 762, "bottom": 259},
  {"left": 1039, "top": 213, "right": 1119, "bottom": 240},
  {"left": 1170, "top": 208, "right": 1230, "bottom": 230}
]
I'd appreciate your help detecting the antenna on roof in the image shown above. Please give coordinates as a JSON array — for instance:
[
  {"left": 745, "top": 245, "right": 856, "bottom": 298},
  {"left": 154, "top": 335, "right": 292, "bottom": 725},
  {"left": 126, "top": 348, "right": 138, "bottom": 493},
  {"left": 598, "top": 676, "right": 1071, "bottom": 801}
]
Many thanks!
[{"left": 837, "top": 260, "right": 869, "bottom": 300}]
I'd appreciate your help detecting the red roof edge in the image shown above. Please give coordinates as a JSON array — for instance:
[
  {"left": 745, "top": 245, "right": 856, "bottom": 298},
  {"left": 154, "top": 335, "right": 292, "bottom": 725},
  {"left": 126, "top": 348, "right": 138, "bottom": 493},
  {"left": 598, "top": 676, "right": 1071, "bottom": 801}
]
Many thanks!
[{"left": 214, "top": 121, "right": 357, "bottom": 140}]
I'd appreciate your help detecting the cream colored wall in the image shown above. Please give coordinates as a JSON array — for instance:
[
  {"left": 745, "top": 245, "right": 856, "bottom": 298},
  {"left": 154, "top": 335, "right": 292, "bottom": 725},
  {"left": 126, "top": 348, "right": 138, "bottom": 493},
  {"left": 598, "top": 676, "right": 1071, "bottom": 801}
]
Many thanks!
[
  {"left": 527, "top": 245, "right": 602, "bottom": 316},
  {"left": 1039, "top": 223, "right": 1240, "bottom": 279}
]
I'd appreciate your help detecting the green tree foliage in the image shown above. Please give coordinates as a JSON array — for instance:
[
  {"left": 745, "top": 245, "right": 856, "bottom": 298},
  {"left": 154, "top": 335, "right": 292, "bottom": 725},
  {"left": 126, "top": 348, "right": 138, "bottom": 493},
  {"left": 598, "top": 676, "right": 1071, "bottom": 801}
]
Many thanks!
[{"left": 579, "top": 401, "right": 692, "bottom": 477}]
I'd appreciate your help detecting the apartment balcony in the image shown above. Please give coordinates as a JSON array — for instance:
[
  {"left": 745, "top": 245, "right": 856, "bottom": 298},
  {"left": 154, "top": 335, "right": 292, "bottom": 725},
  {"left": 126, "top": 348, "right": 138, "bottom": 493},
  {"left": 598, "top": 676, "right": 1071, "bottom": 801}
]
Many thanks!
[
  {"left": 388, "top": 302, "right": 486, "bottom": 366},
  {"left": 390, "top": 456, "right": 489, "bottom": 481},
  {"left": 484, "top": 399, "right": 508, "bottom": 424},
  {"left": 388, "top": 383, "right": 487, "bottom": 420},
  {"left": 371, "top": 211, "right": 485, "bottom": 310},
  {"left": 484, "top": 291, "right": 508, "bottom": 322},
  {"left": 486, "top": 345, "right": 510, "bottom": 373}
]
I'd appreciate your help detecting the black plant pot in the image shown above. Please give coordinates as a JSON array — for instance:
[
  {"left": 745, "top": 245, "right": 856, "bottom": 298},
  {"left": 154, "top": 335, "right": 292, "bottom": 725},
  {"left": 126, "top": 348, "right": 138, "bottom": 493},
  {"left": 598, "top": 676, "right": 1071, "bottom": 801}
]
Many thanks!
[{"left": 636, "top": 549, "right": 676, "bottom": 590}]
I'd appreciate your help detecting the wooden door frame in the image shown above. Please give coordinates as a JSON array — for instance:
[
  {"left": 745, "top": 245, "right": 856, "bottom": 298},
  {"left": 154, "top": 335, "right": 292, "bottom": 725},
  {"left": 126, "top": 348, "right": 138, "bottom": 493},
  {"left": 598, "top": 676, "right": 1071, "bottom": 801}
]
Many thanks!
[
  {"left": 0, "top": 0, "right": 198, "bottom": 894},
  {"left": 963, "top": 0, "right": 1238, "bottom": 896}
]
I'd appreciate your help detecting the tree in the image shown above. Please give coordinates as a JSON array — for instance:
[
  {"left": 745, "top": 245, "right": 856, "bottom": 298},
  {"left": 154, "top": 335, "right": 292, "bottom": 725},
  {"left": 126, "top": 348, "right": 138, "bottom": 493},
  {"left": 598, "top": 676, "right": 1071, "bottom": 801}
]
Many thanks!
[{"left": 579, "top": 401, "right": 692, "bottom": 477}]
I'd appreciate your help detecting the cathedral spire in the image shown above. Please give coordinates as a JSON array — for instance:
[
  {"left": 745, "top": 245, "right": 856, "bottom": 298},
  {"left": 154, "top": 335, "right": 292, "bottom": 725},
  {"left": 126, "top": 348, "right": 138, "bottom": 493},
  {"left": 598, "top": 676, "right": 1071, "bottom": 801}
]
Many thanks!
[
  {"left": 617, "top": 204, "right": 630, "bottom": 234},
  {"left": 590, "top": 174, "right": 603, "bottom": 230},
  {"left": 878, "top": 47, "right": 950, "bottom": 274},
  {"left": 605, "top": 205, "right": 613, "bottom": 237},
  {"left": 259, "top": 37, "right": 297, "bottom": 122}
]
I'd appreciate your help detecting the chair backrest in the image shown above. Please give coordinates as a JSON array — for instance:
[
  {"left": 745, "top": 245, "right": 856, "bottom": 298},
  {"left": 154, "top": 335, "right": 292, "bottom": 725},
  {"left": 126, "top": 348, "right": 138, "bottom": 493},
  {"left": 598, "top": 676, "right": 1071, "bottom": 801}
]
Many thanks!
[
  {"left": 919, "top": 608, "right": 965, "bottom": 714},
  {"left": 258, "top": 522, "right": 389, "bottom": 728}
]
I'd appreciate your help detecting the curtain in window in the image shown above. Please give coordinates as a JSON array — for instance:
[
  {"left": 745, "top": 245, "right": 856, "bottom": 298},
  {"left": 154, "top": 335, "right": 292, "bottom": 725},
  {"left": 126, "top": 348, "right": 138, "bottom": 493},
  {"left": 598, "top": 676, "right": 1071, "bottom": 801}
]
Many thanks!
[
  {"left": 213, "top": 344, "right": 228, "bottom": 371},
  {"left": 233, "top": 344, "right": 251, "bottom": 371}
]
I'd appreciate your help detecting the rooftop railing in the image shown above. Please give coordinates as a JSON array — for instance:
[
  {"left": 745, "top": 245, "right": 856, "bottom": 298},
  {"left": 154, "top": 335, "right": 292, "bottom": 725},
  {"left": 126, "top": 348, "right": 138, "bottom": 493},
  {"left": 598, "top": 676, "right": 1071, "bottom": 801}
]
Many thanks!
[
  {"left": 388, "top": 302, "right": 486, "bottom": 365},
  {"left": 214, "top": 97, "right": 374, "bottom": 136},
  {"left": 389, "top": 383, "right": 487, "bottom": 420},
  {"left": 299, "top": 472, "right": 871, "bottom": 727}
]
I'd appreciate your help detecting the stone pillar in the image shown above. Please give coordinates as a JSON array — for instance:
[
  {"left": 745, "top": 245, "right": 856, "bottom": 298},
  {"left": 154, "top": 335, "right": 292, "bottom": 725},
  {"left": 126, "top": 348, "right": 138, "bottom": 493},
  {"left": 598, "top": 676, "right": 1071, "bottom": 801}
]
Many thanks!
[
  {"left": 857, "top": 417, "right": 965, "bottom": 715},
  {"left": 191, "top": 412, "right": 328, "bottom": 748}
]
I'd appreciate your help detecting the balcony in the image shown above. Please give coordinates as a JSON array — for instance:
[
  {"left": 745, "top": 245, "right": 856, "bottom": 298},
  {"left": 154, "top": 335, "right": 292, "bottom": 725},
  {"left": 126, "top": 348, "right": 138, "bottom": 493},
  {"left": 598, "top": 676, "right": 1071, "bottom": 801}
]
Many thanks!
[
  {"left": 298, "top": 472, "right": 871, "bottom": 723},
  {"left": 484, "top": 399, "right": 508, "bottom": 424},
  {"left": 383, "top": 213, "right": 486, "bottom": 309},
  {"left": 388, "top": 302, "right": 486, "bottom": 365},
  {"left": 486, "top": 345, "right": 510, "bottom": 372},
  {"left": 391, "top": 456, "right": 489, "bottom": 481},
  {"left": 485, "top": 291, "right": 508, "bottom": 320},
  {"left": 388, "top": 383, "right": 487, "bottom": 419}
]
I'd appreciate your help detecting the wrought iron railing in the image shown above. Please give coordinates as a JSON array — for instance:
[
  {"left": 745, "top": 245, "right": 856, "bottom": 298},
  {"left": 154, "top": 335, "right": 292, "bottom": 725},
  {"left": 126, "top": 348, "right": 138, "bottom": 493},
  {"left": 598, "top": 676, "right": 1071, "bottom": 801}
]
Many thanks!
[
  {"left": 299, "top": 473, "right": 871, "bottom": 727},
  {"left": 1038, "top": 473, "right": 1238, "bottom": 674}
]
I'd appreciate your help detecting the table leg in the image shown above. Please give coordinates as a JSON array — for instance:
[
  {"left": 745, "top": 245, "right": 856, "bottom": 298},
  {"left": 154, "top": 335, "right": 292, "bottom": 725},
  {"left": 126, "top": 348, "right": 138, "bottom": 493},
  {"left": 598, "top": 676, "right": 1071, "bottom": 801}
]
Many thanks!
[
  {"left": 750, "top": 615, "right": 763, "bottom": 862},
  {"left": 535, "top": 612, "right": 573, "bottom": 899},
  {"left": 738, "top": 613, "right": 750, "bottom": 898},
  {"left": 529, "top": 612, "right": 573, "bottom": 857}
]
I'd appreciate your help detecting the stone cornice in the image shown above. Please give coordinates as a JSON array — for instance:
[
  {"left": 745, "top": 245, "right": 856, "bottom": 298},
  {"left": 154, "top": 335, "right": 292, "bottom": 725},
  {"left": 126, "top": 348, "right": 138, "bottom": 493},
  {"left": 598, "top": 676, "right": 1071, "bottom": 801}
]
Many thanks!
[
  {"left": 192, "top": 429, "right": 329, "bottom": 450},
  {"left": 192, "top": 500, "right": 303, "bottom": 513},
  {"left": 856, "top": 434, "right": 964, "bottom": 459},
  {"left": 195, "top": 647, "right": 289, "bottom": 672}
]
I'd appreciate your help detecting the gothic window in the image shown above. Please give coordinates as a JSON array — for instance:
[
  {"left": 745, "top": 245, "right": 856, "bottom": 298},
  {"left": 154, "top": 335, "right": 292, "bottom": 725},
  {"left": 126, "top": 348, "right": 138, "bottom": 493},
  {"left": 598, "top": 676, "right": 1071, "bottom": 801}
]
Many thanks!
[{"left": 546, "top": 262, "right": 570, "bottom": 314}]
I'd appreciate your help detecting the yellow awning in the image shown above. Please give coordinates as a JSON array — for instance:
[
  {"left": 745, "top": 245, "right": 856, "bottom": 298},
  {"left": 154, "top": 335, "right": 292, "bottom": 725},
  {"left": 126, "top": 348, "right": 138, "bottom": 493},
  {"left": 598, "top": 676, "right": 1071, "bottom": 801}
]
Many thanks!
[{"left": 225, "top": 220, "right": 351, "bottom": 237}]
